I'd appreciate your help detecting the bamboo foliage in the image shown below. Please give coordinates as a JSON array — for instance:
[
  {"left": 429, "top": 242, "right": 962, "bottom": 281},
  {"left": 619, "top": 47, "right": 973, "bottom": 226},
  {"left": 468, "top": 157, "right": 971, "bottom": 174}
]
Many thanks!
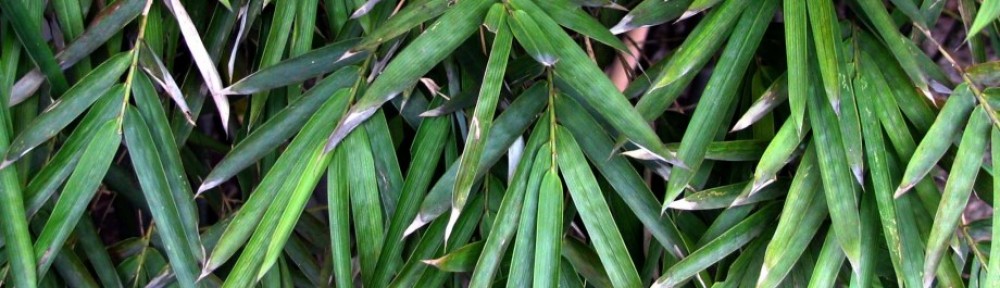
[{"left": 1, "top": 0, "right": 1000, "bottom": 287}]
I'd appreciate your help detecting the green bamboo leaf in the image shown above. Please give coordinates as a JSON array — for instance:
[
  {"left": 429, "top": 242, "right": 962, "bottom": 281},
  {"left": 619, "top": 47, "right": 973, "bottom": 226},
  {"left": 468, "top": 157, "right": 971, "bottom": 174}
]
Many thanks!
[
  {"left": 198, "top": 67, "right": 359, "bottom": 192},
  {"left": 327, "top": 143, "right": 352, "bottom": 288},
  {"left": 422, "top": 241, "right": 484, "bottom": 272},
  {"left": 0, "top": 0, "right": 70, "bottom": 94},
  {"left": 406, "top": 193, "right": 486, "bottom": 288},
  {"left": 469, "top": 127, "right": 550, "bottom": 287},
  {"left": 668, "top": 181, "right": 787, "bottom": 210},
  {"left": 808, "top": 231, "right": 846, "bottom": 288},
  {"left": 345, "top": 128, "right": 385, "bottom": 287},
  {"left": 364, "top": 110, "right": 404, "bottom": 219},
  {"left": 0, "top": 75, "right": 35, "bottom": 288},
  {"left": 854, "top": 0, "right": 942, "bottom": 99},
  {"left": 405, "top": 84, "right": 546, "bottom": 234},
  {"left": 555, "top": 95, "right": 689, "bottom": 258},
  {"left": 838, "top": 58, "right": 863, "bottom": 184},
  {"left": 732, "top": 73, "right": 788, "bottom": 132},
  {"left": 659, "top": 140, "right": 768, "bottom": 162},
  {"left": 807, "top": 0, "right": 843, "bottom": 112},
  {"left": 52, "top": 0, "right": 90, "bottom": 79},
  {"left": 226, "top": 39, "right": 365, "bottom": 95},
  {"left": 508, "top": 10, "right": 559, "bottom": 66},
  {"left": 663, "top": 0, "right": 778, "bottom": 206},
  {"left": 654, "top": 204, "right": 779, "bottom": 288},
  {"left": 74, "top": 218, "right": 124, "bottom": 288},
  {"left": 858, "top": 33, "right": 938, "bottom": 131},
  {"left": 123, "top": 107, "right": 199, "bottom": 288},
  {"left": 510, "top": 0, "right": 681, "bottom": 166},
  {"left": 356, "top": 0, "right": 452, "bottom": 50},
  {"left": 969, "top": 0, "right": 1000, "bottom": 38},
  {"left": 807, "top": 80, "right": 862, "bottom": 274},
  {"left": 646, "top": 0, "right": 751, "bottom": 91},
  {"left": 757, "top": 144, "right": 827, "bottom": 288},
  {"left": 246, "top": 0, "right": 298, "bottom": 126},
  {"left": 24, "top": 87, "right": 124, "bottom": 217},
  {"left": 853, "top": 186, "right": 877, "bottom": 288},
  {"left": 34, "top": 119, "right": 120, "bottom": 275},
  {"left": 784, "top": 0, "right": 809, "bottom": 133},
  {"left": 924, "top": 107, "right": 990, "bottom": 287},
  {"left": 987, "top": 127, "right": 1000, "bottom": 285},
  {"left": 683, "top": 0, "right": 724, "bottom": 18},
  {"left": 533, "top": 167, "right": 563, "bottom": 288},
  {"left": 369, "top": 98, "right": 452, "bottom": 288},
  {"left": 855, "top": 63, "right": 924, "bottom": 288},
  {"left": 132, "top": 73, "right": 203, "bottom": 264},
  {"left": 201, "top": 88, "right": 352, "bottom": 276},
  {"left": 555, "top": 126, "right": 642, "bottom": 288},
  {"left": 898, "top": 84, "right": 975, "bottom": 194},
  {"left": 449, "top": 13, "right": 513, "bottom": 238},
  {"left": 609, "top": 0, "right": 693, "bottom": 35},
  {"left": 746, "top": 116, "right": 809, "bottom": 194},
  {"left": 3, "top": 53, "right": 130, "bottom": 167},
  {"left": 325, "top": 0, "right": 493, "bottom": 151},
  {"left": 534, "top": 0, "right": 629, "bottom": 52},
  {"left": 561, "top": 236, "right": 613, "bottom": 288},
  {"left": 10, "top": 0, "right": 145, "bottom": 105}
]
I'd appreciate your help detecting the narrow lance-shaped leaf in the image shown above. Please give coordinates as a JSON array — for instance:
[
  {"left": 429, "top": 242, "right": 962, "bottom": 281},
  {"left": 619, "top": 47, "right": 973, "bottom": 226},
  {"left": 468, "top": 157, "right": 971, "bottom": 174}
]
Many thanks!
[
  {"left": 10, "top": 0, "right": 145, "bottom": 105},
  {"left": 555, "top": 94, "right": 690, "bottom": 258},
  {"left": 508, "top": 0, "right": 682, "bottom": 165},
  {"left": 199, "top": 66, "right": 359, "bottom": 192},
  {"left": 508, "top": 10, "right": 558, "bottom": 67},
  {"left": 0, "top": 65, "right": 36, "bottom": 288},
  {"left": 24, "top": 87, "right": 125, "bottom": 217},
  {"left": 923, "top": 107, "right": 990, "bottom": 287},
  {"left": 807, "top": 79, "right": 862, "bottom": 273},
  {"left": 897, "top": 84, "right": 975, "bottom": 195},
  {"left": 404, "top": 84, "right": 547, "bottom": 234},
  {"left": 609, "top": 0, "right": 693, "bottom": 35},
  {"left": 324, "top": 0, "right": 493, "bottom": 151},
  {"left": 854, "top": 64, "right": 923, "bottom": 288},
  {"left": 757, "top": 144, "right": 827, "bottom": 288},
  {"left": 422, "top": 241, "right": 484, "bottom": 272},
  {"left": 969, "top": 0, "right": 1000, "bottom": 38},
  {"left": 327, "top": 144, "right": 352, "bottom": 288},
  {"left": 0, "top": 0, "right": 70, "bottom": 94},
  {"left": 246, "top": 0, "right": 298, "bottom": 126},
  {"left": 784, "top": 0, "right": 809, "bottom": 133},
  {"left": 502, "top": 140, "right": 552, "bottom": 287},
  {"left": 449, "top": 7, "right": 513, "bottom": 239},
  {"left": 655, "top": 204, "right": 780, "bottom": 288},
  {"left": 806, "top": 0, "right": 843, "bottom": 112},
  {"left": 670, "top": 181, "right": 788, "bottom": 210},
  {"left": 369, "top": 98, "right": 452, "bottom": 288},
  {"left": 555, "top": 126, "right": 642, "bottom": 288},
  {"left": 986, "top": 127, "right": 1000, "bottom": 285},
  {"left": 533, "top": 167, "right": 563, "bottom": 288},
  {"left": 354, "top": 0, "right": 452, "bottom": 51},
  {"left": 534, "top": 0, "right": 629, "bottom": 52},
  {"left": 663, "top": 0, "right": 778, "bottom": 206},
  {"left": 200, "top": 89, "right": 352, "bottom": 275},
  {"left": 468, "top": 114, "right": 551, "bottom": 287},
  {"left": 123, "top": 107, "right": 200, "bottom": 288},
  {"left": 808, "top": 231, "right": 846, "bottom": 288},
  {"left": 345, "top": 129, "right": 385, "bottom": 287},
  {"left": 732, "top": 73, "right": 788, "bottom": 132},
  {"left": 3, "top": 53, "right": 131, "bottom": 167},
  {"left": 34, "top": 119, "right": 120, "bottom": 276}
]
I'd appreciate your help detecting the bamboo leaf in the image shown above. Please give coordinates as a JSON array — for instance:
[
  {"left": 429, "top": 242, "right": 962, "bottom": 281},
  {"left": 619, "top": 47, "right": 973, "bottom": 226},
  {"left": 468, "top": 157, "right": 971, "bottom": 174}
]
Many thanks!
[
  {"left": 663, "top": 0, "right": 778, "bottom": 206},
  {"left": 4, "top": 53, "right": 131, "bottom": 167},
  {"left": 898, "top": 84, "right": 976, "bottom": 194},
  {"left": 923, "top": 107, "right": 990, "bottom": 287},
  {"left": 970, "top": 0, "right": 1000, "bottom": 38},
  {"left": 422, "top": 241, "right": 483, "bottom": 272},
  {"left": 532, "top": 167, "right": 563, "bottom": 288},
  {"left": 325, "top": 0, "right": 493, "bottom": 151},
  {"left": 555, "top": 126, "right": 642, "bottom": 288},
  {"left": 34, "top": 118, "right": 120, "bottom": 275}
]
